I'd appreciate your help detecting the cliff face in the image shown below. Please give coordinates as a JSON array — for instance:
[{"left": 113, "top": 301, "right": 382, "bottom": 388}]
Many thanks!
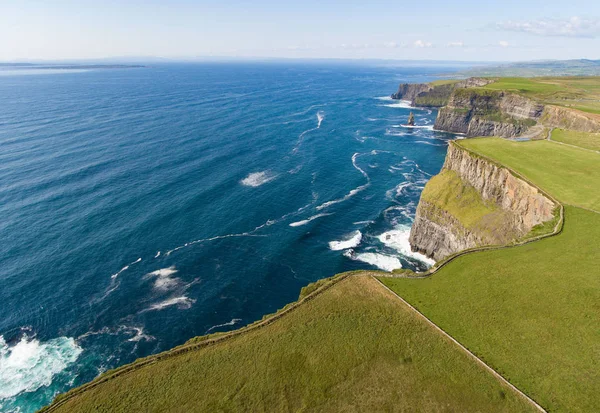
[
  {"left": 409, "top": 143, "right": 556, "bottom": 261},
  {"left": 391, "top": 83, "right": 433, "bottom": 102},
  {"left": 434, "top": 90, "right": 542, "bottom": 137},
  {"left": 391, "top": 78, "right": 493, "bottom": 108},
  {"left": 542, "top": 105, "right": 600, "bottom": 133}
]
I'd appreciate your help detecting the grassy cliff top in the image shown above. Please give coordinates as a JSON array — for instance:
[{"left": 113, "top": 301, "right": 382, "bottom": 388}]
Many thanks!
[
  {"left": 44, "top": 275, "right": 535, "bottom": 413},
  {"left": 384, "top": 136, "right": 600, "bottom": 412},
  {"left": 479, "top": 77, "right": 600, "bottom": 115},
  {"left": 457, "top": 138, "right": 600, "bottom": 211}
]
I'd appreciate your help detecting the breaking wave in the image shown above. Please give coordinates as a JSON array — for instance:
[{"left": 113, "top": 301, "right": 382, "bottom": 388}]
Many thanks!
[
  {"left": 344, "top": 250, "right": 402, "bottom": 272},
  {"left": 378, "top": 225, "right": 436, "bottom": 267},
  {"left": 328, "top": 231, "right": 362, "bottom": 251},
  {"left": 0, "top": 334, "right": 82, "bottom": 400}
]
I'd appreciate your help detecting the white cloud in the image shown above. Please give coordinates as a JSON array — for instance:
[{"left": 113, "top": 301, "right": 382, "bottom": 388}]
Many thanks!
[
  {"left": 497, "top": 16, "right": 600, "bottom": 38},
  {"left": 383, "top": 41, "right": 398, "bottom": 48},
  {"left": 447, "top": 41, "right": 464, "bottom": 47},
  {"left": 413, "top": 40, "right": 433, "bottom": 48},
  {"left": 498, "top": 40, "right": 510, "bottom": 47}
]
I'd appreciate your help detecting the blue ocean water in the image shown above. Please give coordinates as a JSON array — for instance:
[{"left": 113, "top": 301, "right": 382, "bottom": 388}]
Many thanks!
[{"left": 0, "top": 62, "right": 459, "bottom": 412}]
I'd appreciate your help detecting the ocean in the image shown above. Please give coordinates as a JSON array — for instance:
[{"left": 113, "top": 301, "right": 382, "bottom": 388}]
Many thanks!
[{"left": 0, "top": 62, "right": 460, "bottom": 412}]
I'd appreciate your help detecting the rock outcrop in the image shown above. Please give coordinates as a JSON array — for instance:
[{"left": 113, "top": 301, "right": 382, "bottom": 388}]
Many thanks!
[
  {"left": 409, "top": 142, "right": 556, "bottom": 261},
  {"left": 434, "top": 89, "right": 542, "bottom": 137},
  {"left": 542, "top": 105, "right": 600, "bottom": 133},
  {"left": 391, "top": 83, "right": 432, "bottom": 102}
]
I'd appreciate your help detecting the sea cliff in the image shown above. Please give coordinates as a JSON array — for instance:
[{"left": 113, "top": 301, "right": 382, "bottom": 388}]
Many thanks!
[
  {"left": 434, "top": 89, "right": 542, "bottom": 137},
  {"left": 409, "top": 142, "right": 556, "bottom": 261}
]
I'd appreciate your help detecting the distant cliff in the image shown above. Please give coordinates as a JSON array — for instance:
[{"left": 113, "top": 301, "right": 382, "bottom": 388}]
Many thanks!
[
  {"left": 393, "top": 78, "right": 600, "bottom": 138},
  {"left": 391, "top": 78, "right": 492, "bottom": 108},
  {"left": 409, "top": 142, "right": 556, "bottom": 261}
]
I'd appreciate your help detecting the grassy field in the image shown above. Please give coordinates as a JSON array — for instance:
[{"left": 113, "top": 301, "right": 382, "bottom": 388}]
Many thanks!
[
  {"left": 45, "top": 275, "right": 536, "bottom": 413},
  {"left": 551, "top": 128, "right": 600, "bottom": 151},
  {"left": 481, "top": 77, "right": 600, "bottom": 115},
  {"left": 383, "top": 137, "right": 600, "bottom": 412},
  {"left": 382, "top": 206, "right": 600, "bottom": 413},
  {"left": 457, "top": 138, "right": 600, "bottom": 211}
]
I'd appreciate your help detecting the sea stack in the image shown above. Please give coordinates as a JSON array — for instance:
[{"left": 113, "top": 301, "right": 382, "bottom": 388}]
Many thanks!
[{"left": 407, "top": 112, "right": 415, "bottom": 126}]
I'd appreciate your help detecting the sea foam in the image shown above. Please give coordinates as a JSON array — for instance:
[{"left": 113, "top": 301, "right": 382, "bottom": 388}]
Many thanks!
[
  {"left": 328, "top": 231, "right": 362, "bottom": 251},
  {"left": 0, "top": 335, "right": 82, "bottom": 400},
  {"left": 378, "top": 225, "right": 435, "bottom": 267},
  {"left": 146, "top": 296, "right": 195, "bottom": 311},
  {"left": 240, "top": 171, "right": 277, "bottom": 187},
  {"left": 344, "top": 250, "right": 402, "bottom": 272},
  {"left": 289, "top": 213, "right": 332, "bottom": 227},
  {"left": 146, "top": 266, "right": 180, "bottom": 291}
]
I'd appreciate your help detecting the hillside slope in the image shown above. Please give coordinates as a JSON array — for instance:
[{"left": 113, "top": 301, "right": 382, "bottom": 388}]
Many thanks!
[{"left": 43, "top": 275, "right": 536, "bottom": 413}]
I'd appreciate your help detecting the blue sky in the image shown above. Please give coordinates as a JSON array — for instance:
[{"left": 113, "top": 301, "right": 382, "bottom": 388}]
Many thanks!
[{"left": 1, "top": 0, "right": 599, "bottom": 61}]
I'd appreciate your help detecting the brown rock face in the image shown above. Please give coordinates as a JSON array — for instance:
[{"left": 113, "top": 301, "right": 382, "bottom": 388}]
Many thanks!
[
  {"left": 408, "top": 143, "right": 556, "bottom": 261},
  {"left": 434, "top": 90, "right": 543, "bottom": 138},
  {"left": 542, "top": 105, "right": 600, "bottom": 132}
]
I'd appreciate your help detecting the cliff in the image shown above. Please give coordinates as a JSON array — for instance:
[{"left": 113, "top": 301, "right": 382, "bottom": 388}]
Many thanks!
[
  {"left": 434, "top": 89, "right": 542, "bottom": 137},
  {"left": 409, "top": 142, "right": 556, "bottom": 261},
  {"left": 391, "top": 78, "right": 493, "bottom": 108}
]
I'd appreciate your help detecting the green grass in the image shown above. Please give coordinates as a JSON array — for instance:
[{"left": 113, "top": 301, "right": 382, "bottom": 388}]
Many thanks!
[
  {"left": 381, "top": 206, "right": 600, "bottom": 413},
  {"left": 382, "top": 136, "right": 600, "bottom": 412},
  {"left": 551, "top": 128, "right": 600, "bottom": 151},
  {"left": 420, "top": 170, "right": 517, "bottom": 241},
  {"left": 422, "top": 170, "right": 501, "bottom": 229},
  {"left": 45, "top": 276, "right": 536, "bottom": 413},
  {"left": 430, "top": 79, "right": 460, "bottom": 86},
  {"left": 481, "top": 77, "right": 600, "bottom": 115},
  {"left": 457, "top": 138, "right": 600, "bottom": 211}
]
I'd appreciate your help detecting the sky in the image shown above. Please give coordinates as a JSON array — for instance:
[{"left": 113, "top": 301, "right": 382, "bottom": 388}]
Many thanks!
[{"left": 1, "top": 0, "right": 600, "bottom": 62}]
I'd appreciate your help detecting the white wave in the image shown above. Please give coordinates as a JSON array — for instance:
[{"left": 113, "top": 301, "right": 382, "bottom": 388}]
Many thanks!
[
  {"left": 375, "top": 96, "right": 394, "bottom": 101},
  {"left": 293, "top": 111, "right": 325, "bottom": 153},
  {"left": 381, "top": 100, "right": 412, "bottom": 108},
  {"left": 154, "top": 251, "right": 161, "bottom": 258},
  {"left": 385, "top": 181, "right": 413, "bottom": 200},
  {"left": 344, "top": 250, "right": 402, "bottom": 272},
  {"left": 164, "top": 203, "right": 318, "bottom": 256},
  {"left": 328, "top": 231, "right": 362, "bottom": 251},
  {"left": 353, "top": 220, "right": 375, "bottom": 225},
  {"left": 378, "top": 226, "right": 436, "bottom": 267},
  {"left": 146, "top": 296, "right": 195, "bottom": 311},
  {"left": 414, "top": 140, "right": 447, "bottom": 147},
  {"left": 384, "top": 204, "right": 416, "bottom": 222},
  {"left": 400, "top": 125, "right": 434, "bottom": 130},
  {"left": 0, "top": 334, "right": 82, "bottom": 400},
  {"left": 78, "top": 325, "right": 154, "bottom": 343},
  {"left": 289, "top": 213, "right": 332, "bottom": 227},
  {"left": 240, "top": 171, "right": 277, "bottom": 187},
  {"left": 206, "top": 318, "right": 242, "bottom": 334},
  {"left": 316, "top": 153, "right": 370, "bottom": 211},
  {"left": 317, "top": 111, "right": 325, "bottom": 128},
  {"left": 126, "top": 327, "right": 154, "bottom": 342},
  {"left": 146, "top": 266, "right": 180, "bottom": 291},
  {"left": 110, "top": 257, "right": 142, "bottom": 279}
]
